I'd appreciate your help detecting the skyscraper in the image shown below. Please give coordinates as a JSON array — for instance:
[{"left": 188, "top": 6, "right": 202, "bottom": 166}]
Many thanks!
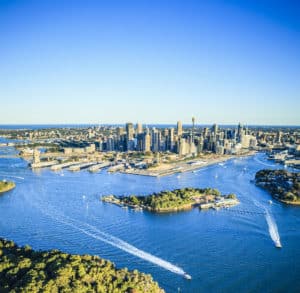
[
  {"left": 136, "top": 123, "right": 143, "bottom": 134},
  {"left": 125, "top": 122, "right": 134, "bottom": 140},
  {"left": 166, "top": 128, "right": 174, "bottom": 151},
  {"left": 143, "top": 128, "right": 151, "bottom": 152},
  {"left": 177, "top": 121, "right": 182, "bottom": 137},
  {"left": 125, "top": 122, "right": 134, "bottom": 151},
  {"left": 212, "top": 123, "right": 218, "bottom": 135},
  {"left": 151, "top": 128, "right": 161, "bottom": 152}
]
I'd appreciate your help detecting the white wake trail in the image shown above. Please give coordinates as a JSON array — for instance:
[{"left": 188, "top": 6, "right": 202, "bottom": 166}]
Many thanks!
[
  {"left": 34, "top": 201, "right": 187, "bottom": 277},
  {"left": 252, "top": 199, "right": 281, "bottom": 248},
  {"left": 265, "top": 210, "right": 281, "bottom": 248},
  {"left": 0, "top": 173, "right": 24, "bottom": 180}
]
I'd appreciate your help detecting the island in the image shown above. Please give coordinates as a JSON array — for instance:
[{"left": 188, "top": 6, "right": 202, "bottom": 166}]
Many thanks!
[
  {"left": 102, "top": 188, "right": 239, "bottom": 213},
  {"left": 0, "top": 238, "right": 164, "bottom": 293},
  {"left": 0, "top": 180, "right": 15, "bottom": 194},
  {"left": 255, "top": 169, "right": 300, "bottom": 205}
]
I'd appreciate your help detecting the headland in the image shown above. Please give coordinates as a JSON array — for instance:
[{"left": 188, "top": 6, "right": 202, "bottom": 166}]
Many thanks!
[{"left": 255, "top": 169, "right": 300, "bottom": 205}]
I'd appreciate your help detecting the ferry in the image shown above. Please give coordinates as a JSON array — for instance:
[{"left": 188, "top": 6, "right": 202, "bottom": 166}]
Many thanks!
[{"left": 183, "top": 273, "right": 192, "bottom": 280}]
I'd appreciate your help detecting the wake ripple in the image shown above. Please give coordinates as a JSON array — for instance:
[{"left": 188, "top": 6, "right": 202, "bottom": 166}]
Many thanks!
[
  {"left": 32, "top": 200, "right": 188, "bottom": 277},
  {"left": 252, "top": 199, "right": 281, "bottom": 248}
]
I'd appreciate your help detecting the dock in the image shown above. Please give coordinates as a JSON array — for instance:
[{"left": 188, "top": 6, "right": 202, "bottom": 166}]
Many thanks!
[
  {"left": 50, "top": 161, "right": 81, "bottom": 171},
  {"left": 31, "top": 160, "right": 59, "bottom": 169},
  {"left": 68, "top": 162, "right": 98, "bottom": 172},
  {"left": 88, "top": 162, "right": 111, "bottom": 173},
  {"left": 108, "top": 164, "right": 124, "bottom": 173}
]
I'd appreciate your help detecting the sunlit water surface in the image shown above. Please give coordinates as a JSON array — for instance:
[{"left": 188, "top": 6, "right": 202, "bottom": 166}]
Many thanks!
[{"left": 0, "top": 139, "right": 300, "bottom": 292}]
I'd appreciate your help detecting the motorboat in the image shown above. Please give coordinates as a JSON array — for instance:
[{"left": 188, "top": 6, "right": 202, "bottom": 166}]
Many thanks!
[
  {"left": 269, "top": 200, "right": 273, "bottom": 204},
  {"left": 183, "top": 273, "right": 192, "bottom": 280},
  {"left": 275, "top": 240, "right": 282, "bottom": 248}
]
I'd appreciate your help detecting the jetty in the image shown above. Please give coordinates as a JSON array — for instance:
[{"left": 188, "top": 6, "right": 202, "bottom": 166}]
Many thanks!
[
  {"left": 68, "top": 162, "right": 98, "bottom": 172},
  {"left": 108, "top": 164, "right": 124, "bottom": 173},
  {"left": 30, "top": 160, "right": 58, "bottom": 169},
  {"left": 199, "top": 198, "right": 239, "bottom": 210},
  {"left": 88, "top": 162, "right": 111, "bottom": 173},
  {"left": 50, "top": 161, "right": 80, "bottom": 171}
]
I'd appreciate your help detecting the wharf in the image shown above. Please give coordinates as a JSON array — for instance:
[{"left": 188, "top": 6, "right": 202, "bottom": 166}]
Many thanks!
[
  {"left": 68, "top": 162, "right": 98, "bottom": 172},
  {"left": 88, "top": 162, "right": 111, "bottom": 172},
  {"left": 50, "top": 161, "right": 83, "bottom": 171},
  {"left": 31, "top": 160, "right": 59, "bottom": 169}
]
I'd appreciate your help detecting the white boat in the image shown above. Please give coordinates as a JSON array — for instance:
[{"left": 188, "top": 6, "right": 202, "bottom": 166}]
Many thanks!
[
  {"left": 275, "top": 240, "right": 282, "bottom": 248},
  {"left": 183, "top": 273, "right": 192, "bottom": 280},
  {"left": 269, "top": 200, "right": 273, "bottom": 204}
]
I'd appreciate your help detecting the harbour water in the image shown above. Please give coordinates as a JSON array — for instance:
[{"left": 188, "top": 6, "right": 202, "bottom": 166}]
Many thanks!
[{"left": 0, "top": 139, "right": 300, "bottom": 292}]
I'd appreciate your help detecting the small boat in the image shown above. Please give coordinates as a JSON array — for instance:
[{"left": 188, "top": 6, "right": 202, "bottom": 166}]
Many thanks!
[
  {"left": 275, "top": 240, "right": 282, "bottom": 248},
  {"left": 183, "top": 273, "right": 192, "bottom": 280},
  {"left": 269, "top": 200, "right": 273, "bottom": 204}
]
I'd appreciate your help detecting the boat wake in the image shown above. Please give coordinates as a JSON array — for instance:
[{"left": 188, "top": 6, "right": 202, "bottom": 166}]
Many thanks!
[
  {"left": 252, "top": 199, "right": 281, "bottom": 248},
  {"left": 32, "top": 200, "right": 189, "bottom": 277},
  {"left": 0, "top": 173, "right": 24, "bottom": 180},
  {"left": 265, "top": 210, "right": 281, "bottom": 248}
]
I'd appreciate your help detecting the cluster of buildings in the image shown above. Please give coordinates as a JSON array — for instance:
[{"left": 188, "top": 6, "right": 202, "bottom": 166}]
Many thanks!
[
  {"left": 2, "top": 121, "right": 299, "bottom": 159},
  {"left": 84, "top": 120, "right": 258, "bottom": 156}
]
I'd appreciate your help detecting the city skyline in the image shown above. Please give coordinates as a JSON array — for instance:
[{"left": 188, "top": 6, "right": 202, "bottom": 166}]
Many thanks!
[{"left": 0, "top": 0, "right": 299, "bottom": 125}]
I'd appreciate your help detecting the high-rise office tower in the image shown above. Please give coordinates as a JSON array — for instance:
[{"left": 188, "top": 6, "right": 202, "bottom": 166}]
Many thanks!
[
  {"left": 177, "top": 121, "right": 183, "bottom": 137},
  {"left": 212, "top": 123, "right": 218, "bottom": 134},
  {"left": 136, "top": 123, "right": 143, "bottom": 134},
  {"left": 167, "top": 128, "right": 174, "bottom": 151},
  {"left": 192, "top": 117, "right": 195, "bottom": 143},
  {"left": 143, "top": 128, "right": 151, "bottom": 152},
  {"left": 151, "top": 128, "right": 161, "bottom": 152},
  {"left": 125, "top": 122, "right": 134, "bottom": 140}
]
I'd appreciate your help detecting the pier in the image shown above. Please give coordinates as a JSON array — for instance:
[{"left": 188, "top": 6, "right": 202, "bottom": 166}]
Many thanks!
[
  {"left": 68, "top": 162, "right": 98, "bottom": 172},
  {"left": 88, "top": 162, "right": 111, "bottom": 172}
]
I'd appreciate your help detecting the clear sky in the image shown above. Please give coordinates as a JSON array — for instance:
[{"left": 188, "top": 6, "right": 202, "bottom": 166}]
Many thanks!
[{"left": 0, "top": 0, "right": 299, "bottom": 125}]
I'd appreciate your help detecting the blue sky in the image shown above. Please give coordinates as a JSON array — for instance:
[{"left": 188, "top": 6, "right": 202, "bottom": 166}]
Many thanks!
[{"left": 0, "top": 0, "right": 299, "bottom": 125}]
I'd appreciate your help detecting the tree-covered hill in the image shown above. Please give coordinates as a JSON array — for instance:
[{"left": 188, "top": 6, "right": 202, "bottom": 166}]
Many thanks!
[{"left": 0, "top": 238, "right": 164, "bottom": 293}]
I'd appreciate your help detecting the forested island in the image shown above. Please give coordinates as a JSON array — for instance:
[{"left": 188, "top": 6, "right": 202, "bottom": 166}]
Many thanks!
[
  {"left": 0, "top": 180, "right": 15, "bottom": 194},
  {"left": 0, "top": 238, "right": 163, "bottom": 293},
  {"left": 102, "top": 188, "right": 238, "bottom": 213},
  {"left": 255, "top": 169, "right": 300, "bottom": 205}
]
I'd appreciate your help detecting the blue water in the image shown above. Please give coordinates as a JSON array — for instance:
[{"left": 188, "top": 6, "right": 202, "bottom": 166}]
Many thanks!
[{"left": 0, "top": 139, "right": 300, "bottom": 292}]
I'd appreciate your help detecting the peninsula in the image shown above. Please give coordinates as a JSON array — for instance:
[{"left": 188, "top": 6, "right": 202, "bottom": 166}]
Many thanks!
[
  {"left": 0, "top": 180, "right": 15, "bottom": 194},
  {"left": 0, "top": 238, "right": 163, "bottom": 293},
  {"left": 255, "top": 169, "right": 300, "bottom": 205},
  {"left": 102, "top": 188, "right": 239, "bottom": 213}
]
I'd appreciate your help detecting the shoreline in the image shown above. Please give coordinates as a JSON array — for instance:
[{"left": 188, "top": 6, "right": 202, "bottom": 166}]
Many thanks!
[{"left": 121, "top": 151, "right": 256, "bottom": 177}]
